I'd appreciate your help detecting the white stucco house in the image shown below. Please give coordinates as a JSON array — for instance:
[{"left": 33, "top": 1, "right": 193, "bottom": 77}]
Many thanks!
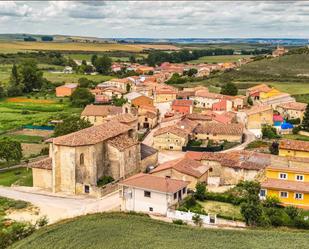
[{"left": 119, "top": 173, "right": 189, "bottom": 215}]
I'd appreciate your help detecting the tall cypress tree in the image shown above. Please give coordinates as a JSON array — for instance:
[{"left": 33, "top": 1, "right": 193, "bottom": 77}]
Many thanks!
[{"left": 302, "top": 104, "right": 309, "bottom": 131}]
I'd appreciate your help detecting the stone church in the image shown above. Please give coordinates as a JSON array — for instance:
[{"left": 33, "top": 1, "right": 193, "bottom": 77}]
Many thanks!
[{"left": 30, "top": 120, "right": 143, "bottom": 197}]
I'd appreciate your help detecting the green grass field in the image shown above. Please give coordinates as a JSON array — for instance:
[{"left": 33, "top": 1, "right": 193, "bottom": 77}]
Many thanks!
[
  {"left": 12, "top": 212, "right": 309, "bottom": 249},
  {"left": 0, "top": 167, "right": 32, "bottom": 186},
  {"left": 199, "top": 200, "right": 243, "bottom": 221},
  {"left": 0, "top": 98, "right": 82, "bottom": 133},
  {"left": 282, "top": 134, "right": 309, "bottom": 142},
  {"left": 0, "top": 134, "right": 43, "bottom": 143},
  {"left": 43, "top": 71, "right": 113, "bottom": 84},
  {"left": 188, "top": 55, "right": 252, "bottom": 64}
]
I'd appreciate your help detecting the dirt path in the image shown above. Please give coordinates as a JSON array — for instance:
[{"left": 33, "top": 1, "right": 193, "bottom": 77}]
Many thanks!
[{"left": 0, "top": 186, "right": 121, "bottom": 224}]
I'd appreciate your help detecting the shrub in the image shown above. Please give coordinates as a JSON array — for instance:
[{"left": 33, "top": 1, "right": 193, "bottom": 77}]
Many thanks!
[
  {"left": 97, "top": 176, "right": 114, "bottom": 186},
  {"left": 35, "top": 216, "right": 48, "bottom": 228},
  {"left": 192, "top": 214, "right": 203, "bottom": 227},
  {"left": 265, "top": 208, "right": 291, "bottom": 227},
  {"left": 269, "top": 141, "right": 279, "bottom": 155},
  {"left": 40, "top": 147, "right": 49, "bottom": 155},
  {"left": 262, "top": 196, "right": 281, "bottom": 208},
  {"left": 262, "top": 125, "right": 280, "bottom": 139},
  {"left": 285, "top": 206, "right": 300, "bottom": 220},
  {"left": 172, "top": 219, "right": 186, "bottom": 225},
  {"left": 21, "top": 110, "right": 30, "bottom": 115},
  {"left": 195, "top": 182, "right": 206, "bottom": 201},
  {"left": 205, "top": 191, "right": 244, "bottom": 205},
  {"left": 183, "top": 196, "right": 197, "bottom": 208},
  {"left": 292, "top": 126, "right": 301, "bottom": 134}
]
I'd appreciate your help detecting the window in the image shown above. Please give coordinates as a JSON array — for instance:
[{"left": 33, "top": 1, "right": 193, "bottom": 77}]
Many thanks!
[
  {"left": 144, "top": 191, "right": 151, "bottom": 198},
  {"left": 280, "top": 192, "right": 288, "bottom": 198},
  {"left": 182, "top": 187, "right": 186, "bottom": 194},
  {"left": 259, "top": 189, "right": 266, "bottom": 197},
  {"left": 174, "top": 193, "right": 177, "bottom": 200},
  {"left": 149, "top": 207, "right": 153, "bottom": 212},
  {"left": 84, "top": 185, "right": 90, "bottom": 194},
  {"left": 145, "top": 117, "right": 148, "bottom": 122},
  {"left": 296, "top": 175, "right": 304, "bottom": 181},
  {"left": 279, "top": 173, "right": 287, "bottom": 180},
  {"left": 165, "top": 176, "right": 171, "bottom": 179},
  {"left": 80, "top": 153, "right": 85, "bottom": 166},
  {"left": 295, "top": 193, "right": 303, "bottom": 200}
]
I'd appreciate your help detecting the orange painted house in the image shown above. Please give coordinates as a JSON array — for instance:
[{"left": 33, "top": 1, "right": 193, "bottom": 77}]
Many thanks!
[
  {"left": 172, "top": 99, "right": 193, "bottom": 114},
  {"left": 132, "top": 95, "right": 154, "bottom": 107},
  {"left": 56, "top": 84, "right": 78, "bottom": 97}
]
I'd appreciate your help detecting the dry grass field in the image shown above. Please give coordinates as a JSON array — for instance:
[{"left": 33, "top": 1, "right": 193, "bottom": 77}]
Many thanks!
[{"left": 0, "top": 41, "right": 180, "bottom": 53}]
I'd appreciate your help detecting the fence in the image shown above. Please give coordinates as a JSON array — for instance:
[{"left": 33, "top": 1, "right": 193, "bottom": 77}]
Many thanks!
[
  {"left": 167, "top": 209, "right": 216, "bottom": 225},
  {"left": 182, "top": 145, "right": 223, "bottom": 152}
]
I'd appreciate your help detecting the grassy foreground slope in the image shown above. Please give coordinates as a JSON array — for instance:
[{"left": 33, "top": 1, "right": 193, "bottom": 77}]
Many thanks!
[{"left": 12, "top": 213, "right": 309, "bottom": 249}]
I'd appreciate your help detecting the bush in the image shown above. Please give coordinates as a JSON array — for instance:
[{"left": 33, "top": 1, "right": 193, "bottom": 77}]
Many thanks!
[
  {"left": 262, "top": 196, "right": 281, "bottom": 208},
  {"left": 265, "top": 208, "right": 291, "bottom": 227},
  {"left": 40, "top": 147, "right": 49, "bottom": 156},
  {"left": 204, "top": 191, "right": 244, "bottom": 205},
  {"left": 35, "top": 216, "right": 48, "bottom": 228},
  {"left": 172, "top": 219, "right": 186, "bottom": 225},
  {"left": 192, "top": 214, "right": 203, "bottom": 227},
  {"left": 21, "top": 110, "right": 30, "bottom": 115},
  {"left": 97, "top": 176, "right": 114, "bottom": 186},
  {"left": 292, "top": 126, "right": 301, "bottom": 134},
  {"left": 195, "top": 182, "right": 206, "bottom": 201},
  {"left": 262, "top": 125, "right": 280, "bottom": 139},
  {"left": 285, "top": 206, "right": 300, "bottom": 220}
]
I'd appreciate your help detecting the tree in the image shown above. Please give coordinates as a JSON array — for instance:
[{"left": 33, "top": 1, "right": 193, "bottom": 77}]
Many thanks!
[
  {"left": 0, "top": 85, "right": 5, "bottom": 98},
  {"left": 126, "top": 83, "right": 131, "bottom": 93},
  {"left": 247, "top": 96, "right": 253, "bottom": 106},
  {"left": 269, "top": 141, "right": 279, "bottom": 155},
  {"left": 54, "top": 116, "right": 92, "bottom": 137},
  {"left": 93, "top": 55, "right": 112, "bottom": 74},
  {"left": 70, "top": 88, "right": 94, "bottom": 107},
  {"left": 262, "top": 125, "right": 280, "bottom": 139},
  {"left": 0, "top": 138, "right": 22, "bottom": 164},
  {"left": 302, "top": 104, "right": 309, "bottom": 131},
  {"left": 220, "top": 82, "right": 238, "bottom": 96},
  {"left": 91, "top": 54, "right": 98, "bottom": 65},
  {"left": 112, "top": 96, "right": 127, "bottom": 106},
  {"left": 129, "top": 55, "right": 136, "bottom": 63},
  {"left": 184, "top": 68, "right": 198, "bottom": 77},
  {"left": 192, "top": 214, "right": 203, "bottom": 227},
  {"left": 195, "top": 182, "right": 206, "bottom": 201},
  {"left": 78, "top": 77, "right": 93, "bottom": 88},
  {"left": 7, "top": 64, "right": 23, "bottom": 97},
  {"left": 19, "top": 59, "right": 44, "bottom": 93}
]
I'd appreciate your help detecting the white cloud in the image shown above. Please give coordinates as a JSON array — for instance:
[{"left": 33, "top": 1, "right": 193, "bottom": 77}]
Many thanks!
[{"left": 0, "top": 1, "right": 308, "bottom": 38}]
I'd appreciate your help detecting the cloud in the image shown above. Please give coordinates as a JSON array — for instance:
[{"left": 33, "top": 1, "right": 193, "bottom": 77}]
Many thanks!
[{"left": 0, "top": 1, "right": 308, "bottom": 38}]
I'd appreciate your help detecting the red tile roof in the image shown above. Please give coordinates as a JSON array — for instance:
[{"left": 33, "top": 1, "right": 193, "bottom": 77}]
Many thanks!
[
  {"left": 152, "top": 157, "right": 210, "bottom": 178},
  {"left": 81, "top": 105, "right": 122, "bottom": 117},
  {"left": 29, "top": 157, "right": 52, "bottom": 170},
  {"left": 279, "top": 139, "right": 309, "bottom": 152},
  {"left": 53, "top": 121, "right": 131, "bottom": 147},
  {"left": 172, "top": 99, "right": 193, "bottom": 107},
  {"left": 120, "top": 173, "right": 189, "bottom": 193},
  {"left": 277, "top": 102, "right": 307, "bottom": 111},
  {"left": 261, "top": 178, "right": 309, "bottom": 193},
  {"left": 194, "top": 123, "right": 244, "bottom": 136},
  {"left": 154, "top": 126, "right": 189, "bottom": 138}
]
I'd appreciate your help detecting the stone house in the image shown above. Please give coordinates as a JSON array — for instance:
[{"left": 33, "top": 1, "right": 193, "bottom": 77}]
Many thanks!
[
  {"left": 81, "top": 105, "right": 122, "bottom": 126},
  {"left": 279, "top": 139, "right": 309, "bottom": 158},
  {"left": 137, "top": 106, "right": 158, "bottom": 130},
  {"left": 55, "top": 84, "right": 78, "bottom": 97},
  {"left": 276, "top": 102, "right": 307, "bottom": 122},
  {"left": 186, "top": 151, "right": 270, "bottom": 186},
  {"left": 119, "top": 173, "right": 189, "bottom": 215},
  {"left": 30, "top": 121, "right": 142, "bottom": 197},
  {"left": 171, "top": 99, "right": 193, "bottom": 115},
  {"left": 151, "top": 157, "right": 210, "bottom": 190},
  {"left": 153, "top": 126, "right": 189, "bottom": 151},
  {"left": 125, "top": 92, "right": 154, "bottom": 107},
  {"left": 244, "top": 105, "right": 273, "bottom": 129},
  {"left": 193, "top": 123, "right": 244, "bottom": 143},
  {"left": 153, "top": 85, "right": 177, "bottom": 103}
]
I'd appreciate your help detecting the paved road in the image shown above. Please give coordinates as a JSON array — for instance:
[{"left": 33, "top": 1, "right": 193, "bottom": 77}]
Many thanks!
[
  {"left": 222, "top": 129, "right": 256, "bottom": 152},
  {"left": 0, "top": 186, "right": 121, "bottom": 224}
]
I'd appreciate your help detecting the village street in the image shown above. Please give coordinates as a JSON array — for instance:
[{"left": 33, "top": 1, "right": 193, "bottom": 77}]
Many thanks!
[{"left": 0, "top": 186, "right": 121, "bottom": 224}]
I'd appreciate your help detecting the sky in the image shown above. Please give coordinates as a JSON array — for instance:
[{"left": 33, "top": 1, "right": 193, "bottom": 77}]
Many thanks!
[{"left": 0, "top": 1, "right": 309, "bottom": 38}]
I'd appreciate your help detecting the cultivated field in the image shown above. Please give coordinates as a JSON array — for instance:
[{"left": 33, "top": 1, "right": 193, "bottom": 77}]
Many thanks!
[
  {"left": 0, "top": 97, "right": 81, "bottom": 133},
  {"left": 188, "top": 55, "right": 252, "bottom": 64},
  {"left": 12, "top": 213, "right": 309, "bottom": 249},
  {"left": 43, "top": 72, "right": 113, "bottom": 84},
  {"left": 0, "top": 41, "right": 180, "bottom": 53}
]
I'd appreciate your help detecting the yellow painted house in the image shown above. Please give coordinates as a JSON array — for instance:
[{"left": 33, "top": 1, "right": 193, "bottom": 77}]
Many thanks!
[
  {"left": 261, "top": 158, "right": 309, "bottom": 208},
  {"left": 244, "top": 105, "right": 273, "bottom": 129},
  {"left": 279, "top": 139, "right": 309, "bottom": 159}
]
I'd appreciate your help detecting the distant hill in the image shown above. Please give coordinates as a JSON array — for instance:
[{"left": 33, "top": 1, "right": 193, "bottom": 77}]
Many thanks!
[{"left": 225, "top": 53, "right": 309, "bottom": 82}]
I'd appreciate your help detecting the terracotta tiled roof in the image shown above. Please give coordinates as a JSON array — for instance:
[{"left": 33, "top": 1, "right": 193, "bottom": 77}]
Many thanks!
[
  {"left": 81, "top": 105, "right": 122, "bottom": 117},
  {"left": 29, "top": 157, "right": 52, "bottom": 170},
  {"left": 111, "top": 113, "right": 137, "bottom": 124},
  {"left": 194, "top": 123, "right": 244, "bottom": 136},
  {"left": 172, "top": 99, "right": 193, "bottom": 107},
  {"left": 154, "top": 126, "right": 189, "bottom": 138},
  {"left": 186, "top": 112, "right": 232, "bottom": 124},
  {"left": 247, "top": 84, "right": 272, "bottom": 93},
  {"left": 176, "top": 118, "right": 198, "bottom": 132},
  {"left": 277, "top": 102, "right": 307, "bottom": 111},
  {"left": 57, "top": 83, "right": 78, "bottom": 89},
  {"left": 244, "top": 105, "right": 272, "bottom": 115},
  {"left": 279, "top": 139, "right": 309, "bottom": 152},
  {"left": 261, "top": 178, "right": 309, "bottom": 193},
  {"left": 152, "top": 157, "right": 210, "bottom": 178},
  {"left": 195, "top": 91, "right": 223, "bottom": 99},
  {"left": 185, "top": 151, "right": 270, "bottom": 170},
  {"left": 53, "top": 121, "right": 131, "bottom": 146},
  {"left": 120, "top": 173, "right": 189, "bottom": 193},
  {"left": 107, "top": 134, "right": 139, "bottom": 151}
]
